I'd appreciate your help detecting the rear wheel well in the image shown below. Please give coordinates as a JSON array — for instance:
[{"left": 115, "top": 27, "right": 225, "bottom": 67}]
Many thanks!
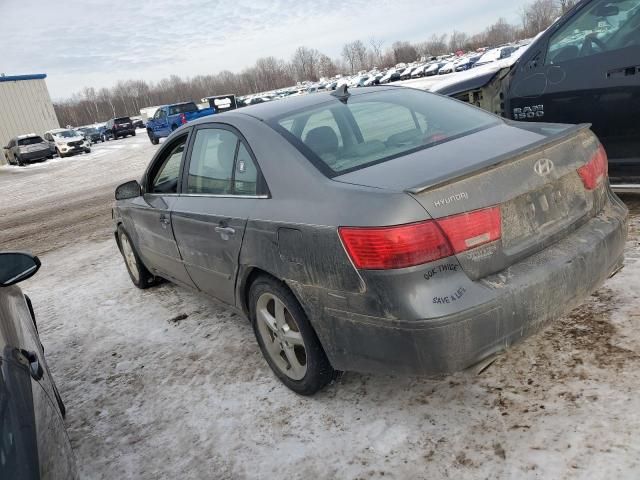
[{"left": 241, "top": 268, "right": 277, "bottom": 316}]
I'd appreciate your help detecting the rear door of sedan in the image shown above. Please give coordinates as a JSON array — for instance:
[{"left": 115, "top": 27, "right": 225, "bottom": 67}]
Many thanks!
[{"left": 171, "top": 123, "right": 267, "bottom": 305}]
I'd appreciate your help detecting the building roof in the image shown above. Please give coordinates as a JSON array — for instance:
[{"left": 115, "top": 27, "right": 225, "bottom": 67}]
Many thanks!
[{"left": 0, "top": 74, "right": 47, "bottom": 83}]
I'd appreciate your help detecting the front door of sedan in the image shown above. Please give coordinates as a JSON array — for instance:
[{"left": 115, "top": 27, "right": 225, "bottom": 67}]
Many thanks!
[
  {"left": 123, "top": 132, "right": 196, "bottom": 288},
  {"left": 171, "top": 125, "right": 265, "bottom": 305}
]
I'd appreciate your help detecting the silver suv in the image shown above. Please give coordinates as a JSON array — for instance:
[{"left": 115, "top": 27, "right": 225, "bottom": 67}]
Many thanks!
[{"left": 3, "top": 134, "right": 53, "bottom": 166}]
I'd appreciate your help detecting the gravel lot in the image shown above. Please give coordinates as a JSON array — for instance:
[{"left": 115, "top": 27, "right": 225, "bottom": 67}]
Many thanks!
[{"left": 1, "top": 133, "right": 639, "bottom": 479}]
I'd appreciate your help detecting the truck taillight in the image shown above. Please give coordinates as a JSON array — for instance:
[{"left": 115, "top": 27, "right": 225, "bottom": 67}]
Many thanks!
[
  {"left": 578, "top": 144, "right": 608, "bottom": 190},
  {"left": 339, "top": 206, "right": 501, "bottom": 270},
  {"left": 180, "top": 113, "right": 187, "bottom": 125}
]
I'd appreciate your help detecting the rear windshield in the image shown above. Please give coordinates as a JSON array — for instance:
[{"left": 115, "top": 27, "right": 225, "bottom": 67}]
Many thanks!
[
  {"left": 168, "top": 103, "right": 198, "bottom": 116},
  {"left": 115, "top": 117, "right": 131, "bottom": 123},
  {"left": 18, "top": 136, "right": 44, "bottom": 145},
  {"left": 270, "top": 89, "right": 499, "bottom": 176}
]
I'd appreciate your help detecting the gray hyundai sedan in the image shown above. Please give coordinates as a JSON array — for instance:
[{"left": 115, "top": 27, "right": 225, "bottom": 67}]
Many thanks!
[{"left": 113, "top": 86, "right": 627, "bottom": 394}]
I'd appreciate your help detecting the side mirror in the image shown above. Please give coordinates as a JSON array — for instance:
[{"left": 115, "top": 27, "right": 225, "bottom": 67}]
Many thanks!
[
  {"left": 115, "top": 180, "right": 142, "bottom": 200},
  {"left": 0, "top": 252, "right": 41, "bottom": 287}
]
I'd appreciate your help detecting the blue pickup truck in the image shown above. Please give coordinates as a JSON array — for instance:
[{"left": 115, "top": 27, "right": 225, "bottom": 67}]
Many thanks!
[{"left": 146, "top": 102, "right": 214, "bottom": 144}]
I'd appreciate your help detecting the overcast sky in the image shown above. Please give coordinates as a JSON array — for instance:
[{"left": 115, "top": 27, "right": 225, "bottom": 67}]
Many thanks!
[{"left": 0, "top": 0, "right": 532, "bottom": 100}]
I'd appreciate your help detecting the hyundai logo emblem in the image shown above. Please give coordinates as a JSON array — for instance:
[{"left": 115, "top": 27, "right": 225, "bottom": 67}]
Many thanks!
[{"left": 534, "top": 158, "right": 554, "bottom": 176}]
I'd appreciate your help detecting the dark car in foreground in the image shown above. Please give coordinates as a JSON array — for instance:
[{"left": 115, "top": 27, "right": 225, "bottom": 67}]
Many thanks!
[
  {"left": 432, "top": 0, "right": 640, "bottom": 192},
  {"left": 113, "top": 86, "right": 627, "bottom": 394},
  {"left": 0, "top": 252, "right": 78, "bottom": 478},
  {"left": 106, "top": 117, "right": 136, "bottom": 140},
  {"left": 3, "top": 135, "right": 53, "bottom": 166}
]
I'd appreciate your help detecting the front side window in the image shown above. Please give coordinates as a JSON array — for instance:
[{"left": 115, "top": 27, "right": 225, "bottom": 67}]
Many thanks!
[
  {"left": 187, "top": 128, "right": 261, "bottom": 196},
  {"left": 151, "top": 135, "right": 187, "bottom": 194},
  {"left": 271, "top": 89, "right": 498, "bottom": 176},
  {"left": 546, "top": 0, "right": 640, "bottom": 64}
]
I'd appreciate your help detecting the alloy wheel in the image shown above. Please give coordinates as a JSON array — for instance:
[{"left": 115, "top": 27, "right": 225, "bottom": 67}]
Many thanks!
[{"left": 255, "top": 292, "right": 307, "bottom": 380}]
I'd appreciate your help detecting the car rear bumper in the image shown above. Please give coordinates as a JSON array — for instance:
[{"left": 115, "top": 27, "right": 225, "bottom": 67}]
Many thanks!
[
  {"left": 317, "top": 193, "right": 628, "bottom": 375},
  {"left": 20, "top": 150, "right": 51, "bottom": 162},
  {"left": 114, "top": 129, "right": 135, "bottom": 136}
]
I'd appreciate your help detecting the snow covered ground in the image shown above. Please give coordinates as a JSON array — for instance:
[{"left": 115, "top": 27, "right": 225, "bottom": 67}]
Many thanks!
[{"left": 2, "top": 134, "right": 640, "bottom": 479}]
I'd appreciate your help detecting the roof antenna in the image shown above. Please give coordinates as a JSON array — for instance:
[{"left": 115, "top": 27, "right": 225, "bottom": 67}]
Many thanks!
[{"left": 331, "top": 83, "right": 350, "bottom": 102}]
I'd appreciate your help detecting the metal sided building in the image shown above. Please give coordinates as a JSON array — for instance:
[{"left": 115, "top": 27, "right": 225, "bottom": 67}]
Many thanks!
[{"left": 0, "top": 74, "right": 59, "bottom": 164}]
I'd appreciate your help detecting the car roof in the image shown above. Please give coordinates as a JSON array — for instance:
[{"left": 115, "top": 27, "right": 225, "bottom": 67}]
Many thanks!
[
  {"left": 188, "top": 86, "right": 402, "bottom": 124},
  {"left": 47, "top": 128, "right": 72, "bottom": 134}
]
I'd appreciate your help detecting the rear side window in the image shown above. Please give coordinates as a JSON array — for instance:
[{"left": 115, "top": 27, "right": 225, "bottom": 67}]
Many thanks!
[
  {"left": 270, "top": 89, "right": 498, "bottom": 176},
  {"left": 186, "top": 128, "right": 261, "bottom": 196},
  {"left": 187, "top": 129, "right": 237, "bottom": 195},
  {"left": 168, "top": 103, "right": 198, "bottom": 116}
]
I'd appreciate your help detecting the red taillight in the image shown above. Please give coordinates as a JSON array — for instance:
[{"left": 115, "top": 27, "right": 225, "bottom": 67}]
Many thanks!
[
  {"left": 180, "top": 113, "right": 187, "bottom": 125},
  {"left": 578, "top": 144, "right": 608, "bottom": 190},
  {"left": 436, "top": 206, "right": 501, "bottom": 254},
  {"left": 339, "top": 206, "right": 501, "bottom": 270},
  {"left": 339, "top": 221, "right": 451, "bottom": 270}
]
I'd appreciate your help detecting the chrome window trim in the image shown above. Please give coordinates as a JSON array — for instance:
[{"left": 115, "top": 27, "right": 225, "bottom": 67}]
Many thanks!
[{"left": 144, "top": 193, "right": 269, "bottom": 199}]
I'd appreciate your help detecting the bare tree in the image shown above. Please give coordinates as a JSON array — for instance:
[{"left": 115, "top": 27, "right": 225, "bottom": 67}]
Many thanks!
[
  {"left": 521, "top": 0, "right": 558, "bottom": 37},
  {"left": 291, "top": 46, "right": 321, "bottom": 81},
  {"left": 557, "top": 0, "right": 578, "bottom": 14},
  {"left": 391, "top": 41, "right": 418, "bottom": 64},
  {"left": 448, "top": 30, "right": 469, "bottom": 52},
  {"left": 369, "top": 37, "right": 384, "bottom": 65}
]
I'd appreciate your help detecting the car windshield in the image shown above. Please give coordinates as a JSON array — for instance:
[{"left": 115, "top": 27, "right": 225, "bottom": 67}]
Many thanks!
[
  {"left": 53, "top": 130, "right": 78, "bottom": 138},
  {"left": 271, "top": 89, "right": 499, "bottom": 177},
  {"left": 168, "top": 103, "right": 198, "bottom": 115},
  {"left": 17, "top": 136, "right": 44, "bottom": 146}
]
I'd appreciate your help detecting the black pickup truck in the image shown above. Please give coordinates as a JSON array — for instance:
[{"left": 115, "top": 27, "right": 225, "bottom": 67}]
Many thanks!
[{"left": 433, "top": 0, "right": 640, "bottom": 192}]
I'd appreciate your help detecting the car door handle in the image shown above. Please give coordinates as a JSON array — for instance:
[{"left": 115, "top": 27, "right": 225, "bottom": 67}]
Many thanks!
[
  {"left": 215, "top": 226, "right": 236, "bottom": 236},
  {"left": 159, "top": 214, "right": 170, "bottom": 225},
  {"left": 20, "top": 349, "right": 44, "bottom": 381}
]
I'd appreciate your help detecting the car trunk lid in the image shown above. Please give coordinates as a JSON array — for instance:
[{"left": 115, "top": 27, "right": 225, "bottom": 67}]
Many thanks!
[{"left": 334, "top": 122, "right": 606, "bottom": 280}]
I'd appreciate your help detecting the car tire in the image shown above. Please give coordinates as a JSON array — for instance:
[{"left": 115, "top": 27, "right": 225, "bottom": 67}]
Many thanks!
[
  {"left": 132, "top": 131, "right": 136, "bottom": 136},
  {"left": 84, "top": 148, "right": 91, "bottom": 154},
  {"left": 249, "top": 276, "right": 336, "bottom": 395},
  {"left": 56, "top": 148, "right": 64, "bottom": 158},
  {"left": 102, "top": 134, "right": 108, "bottom": 142},
  {"left": 148, "top": 130, "right": 159, "bottom": 145},
  {"left": 117, "top": 226, "right": 158, "bottom": 289}
]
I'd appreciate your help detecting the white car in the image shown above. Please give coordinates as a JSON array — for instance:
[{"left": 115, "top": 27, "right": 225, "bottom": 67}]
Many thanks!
[
  {"left": 438, "top": 61, "right": 456, "bottom": 75},
  {"left": 410, "top": 65, "right": 426, "bottom": 78},
  {"left": 43, "top": 128, "right": 91, "bottom": 158}
]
